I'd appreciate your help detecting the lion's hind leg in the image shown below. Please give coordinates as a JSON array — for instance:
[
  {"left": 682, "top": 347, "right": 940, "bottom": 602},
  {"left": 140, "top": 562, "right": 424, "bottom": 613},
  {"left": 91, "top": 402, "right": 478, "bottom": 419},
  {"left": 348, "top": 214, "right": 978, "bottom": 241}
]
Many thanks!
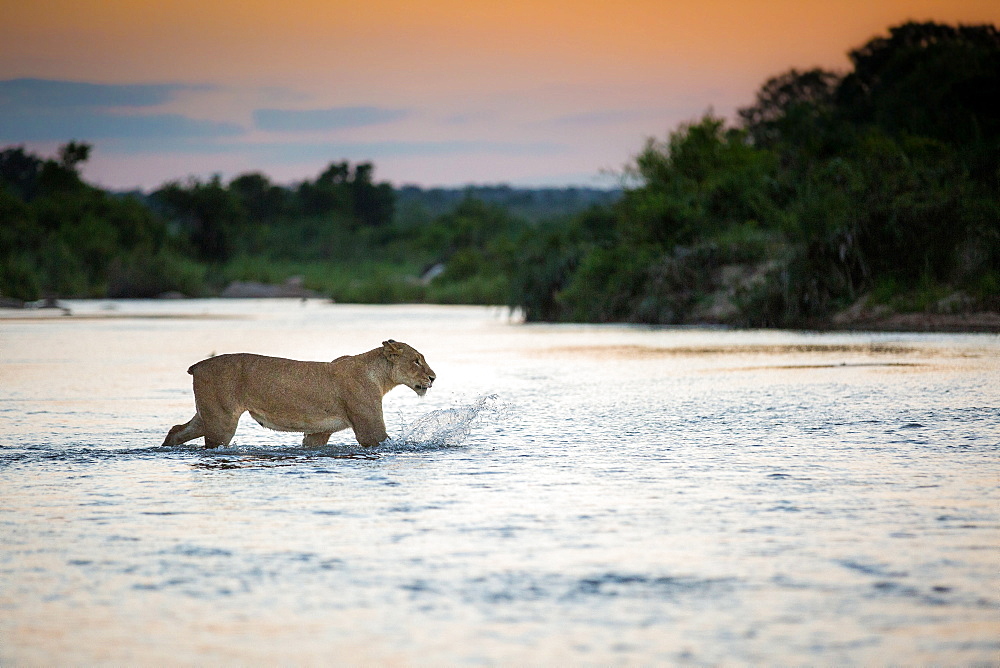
[
  {"left": 163, "top": 413, "right": 205, "bottom": 446},
  {"left": 192, "top": 378, "right": 241, "bottom": 448},
  {"left": 199, "top": 410, "right": 240, "bottom": 448}
]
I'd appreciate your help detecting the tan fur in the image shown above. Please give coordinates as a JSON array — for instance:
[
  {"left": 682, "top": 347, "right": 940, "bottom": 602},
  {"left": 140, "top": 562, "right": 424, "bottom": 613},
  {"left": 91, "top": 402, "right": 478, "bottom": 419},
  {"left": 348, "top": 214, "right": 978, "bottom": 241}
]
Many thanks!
[{"left": 163, "top": 340, "right": 435, "bottom": 448}]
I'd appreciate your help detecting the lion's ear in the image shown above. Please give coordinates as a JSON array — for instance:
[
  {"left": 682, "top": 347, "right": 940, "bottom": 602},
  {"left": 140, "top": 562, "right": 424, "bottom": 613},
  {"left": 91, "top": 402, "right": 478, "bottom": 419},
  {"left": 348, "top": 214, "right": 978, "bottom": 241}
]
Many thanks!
[{"left": 382, "top": 339, "right": 402, "bottom": 358}]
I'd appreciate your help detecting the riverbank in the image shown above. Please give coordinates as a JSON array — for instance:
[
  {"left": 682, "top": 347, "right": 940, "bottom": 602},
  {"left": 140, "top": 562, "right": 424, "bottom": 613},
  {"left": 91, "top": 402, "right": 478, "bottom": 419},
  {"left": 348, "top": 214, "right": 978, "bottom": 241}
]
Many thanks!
[
  {"left": 824, "top": 309, "right": 1000, "bottom": 333},
  {"left": 2, "top": 296, "right": 997, "bottom": 333}
]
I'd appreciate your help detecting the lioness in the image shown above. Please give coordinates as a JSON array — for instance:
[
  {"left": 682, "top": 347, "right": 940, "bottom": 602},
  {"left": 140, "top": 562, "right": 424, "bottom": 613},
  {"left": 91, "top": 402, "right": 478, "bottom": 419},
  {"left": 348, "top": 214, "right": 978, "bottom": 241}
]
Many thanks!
[{"left": 163, "top": 340, "right": 435, "bottom": 448}]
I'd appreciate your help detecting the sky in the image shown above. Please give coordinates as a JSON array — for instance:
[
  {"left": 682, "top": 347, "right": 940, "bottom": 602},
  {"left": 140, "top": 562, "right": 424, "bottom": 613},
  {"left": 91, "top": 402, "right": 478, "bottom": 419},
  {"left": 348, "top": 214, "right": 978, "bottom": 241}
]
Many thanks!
[{"left": 1, "top": 0, "right": 997, "bottom": 191}]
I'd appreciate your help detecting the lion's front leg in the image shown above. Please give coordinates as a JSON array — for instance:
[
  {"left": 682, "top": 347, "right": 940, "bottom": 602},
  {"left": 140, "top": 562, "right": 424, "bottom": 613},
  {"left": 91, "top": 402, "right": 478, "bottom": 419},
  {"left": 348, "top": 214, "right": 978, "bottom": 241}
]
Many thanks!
[
  {"left": 348, "top": 410, "right": 388, "bottom": 448},
  {"left": 303, "top": 432, "right": 332, "bottom": 447}
]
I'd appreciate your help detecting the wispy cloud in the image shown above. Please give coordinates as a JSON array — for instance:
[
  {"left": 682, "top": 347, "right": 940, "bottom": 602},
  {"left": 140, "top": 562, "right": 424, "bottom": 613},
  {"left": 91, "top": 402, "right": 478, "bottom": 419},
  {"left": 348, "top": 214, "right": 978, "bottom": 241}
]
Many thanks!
[
  {"left": 253, "top": 106, "right": 410, "bottom": 132},
  {"left": 0, "top": 112, "right": 244, "bottom": 142},
  {"left": 0, "top": 78, "right": 211, "bottom": 109},
  {"left": 0, "top": 79, "right": 585, "bottom": 186},
  {"left": 0, "top": 78, "right": 242, "bottom": 142}
]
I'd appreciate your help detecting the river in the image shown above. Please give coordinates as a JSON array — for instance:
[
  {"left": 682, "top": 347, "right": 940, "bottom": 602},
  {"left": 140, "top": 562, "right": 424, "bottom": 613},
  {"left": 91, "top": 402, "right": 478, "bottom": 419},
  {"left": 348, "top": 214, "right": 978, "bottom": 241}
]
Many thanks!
[{"left": 1, "top": 299, "right": 997, "bottom": 664}]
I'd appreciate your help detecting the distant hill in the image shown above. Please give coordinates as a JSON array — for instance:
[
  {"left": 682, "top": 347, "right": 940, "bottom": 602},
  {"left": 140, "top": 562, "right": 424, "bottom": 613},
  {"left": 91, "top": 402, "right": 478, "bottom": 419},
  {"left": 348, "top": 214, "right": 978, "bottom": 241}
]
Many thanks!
[{"left": 393, "top": 185, "right": 622, "bottom": 226}]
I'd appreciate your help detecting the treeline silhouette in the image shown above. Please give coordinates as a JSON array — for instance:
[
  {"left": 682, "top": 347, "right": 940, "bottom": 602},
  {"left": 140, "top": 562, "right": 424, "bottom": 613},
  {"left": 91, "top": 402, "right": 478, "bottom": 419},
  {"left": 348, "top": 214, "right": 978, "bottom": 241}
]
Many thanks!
[
  {"left": 1, "top": 21, "right": 997, "bottom": 325},
  {"left": 0, "top": 144, "right": 614, "bottom": 303},
  {"left": 512, "top": 21, "right": 999, "bottom": 325}
]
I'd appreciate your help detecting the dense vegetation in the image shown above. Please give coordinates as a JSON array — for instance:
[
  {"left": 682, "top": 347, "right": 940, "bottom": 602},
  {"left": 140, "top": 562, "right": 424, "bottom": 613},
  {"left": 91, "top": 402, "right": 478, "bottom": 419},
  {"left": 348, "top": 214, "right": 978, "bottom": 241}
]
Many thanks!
[
  {"left": 0, "top": 142, "right": 205, "bottom": 300},
  {"left": 511, "top": 21, "right": 999, "bottom": 325},
  {"left": 0, "top": 141, "right": 618, "bottom": 304},
  {"left": 1, "top": 21, "right": 997, "bottom": 327}
]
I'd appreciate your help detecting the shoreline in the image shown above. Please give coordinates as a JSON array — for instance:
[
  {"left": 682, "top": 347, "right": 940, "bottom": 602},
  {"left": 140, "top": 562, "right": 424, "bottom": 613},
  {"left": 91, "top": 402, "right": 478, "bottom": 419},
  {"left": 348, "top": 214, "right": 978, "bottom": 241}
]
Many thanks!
[
  {"left": 1, "top": 298, "right": 997, "bottom": 333},
  {"left": 805, "top": 311, "right": 1000, "bottom": 334}
]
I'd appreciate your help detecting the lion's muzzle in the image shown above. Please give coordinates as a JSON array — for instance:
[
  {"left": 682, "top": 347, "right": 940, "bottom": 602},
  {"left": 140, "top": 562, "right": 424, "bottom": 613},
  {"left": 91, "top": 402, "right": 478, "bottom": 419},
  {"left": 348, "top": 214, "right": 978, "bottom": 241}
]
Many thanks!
[{"left": 413, "top": 373, "right": 435, "bottom": 396}]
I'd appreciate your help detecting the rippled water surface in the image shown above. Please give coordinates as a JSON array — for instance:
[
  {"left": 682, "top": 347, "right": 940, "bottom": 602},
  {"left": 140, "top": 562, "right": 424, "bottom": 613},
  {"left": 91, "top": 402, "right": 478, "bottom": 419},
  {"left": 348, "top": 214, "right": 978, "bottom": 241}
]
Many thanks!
[{"left": 1, "top": 300, "right": 998, "bottom": 664}]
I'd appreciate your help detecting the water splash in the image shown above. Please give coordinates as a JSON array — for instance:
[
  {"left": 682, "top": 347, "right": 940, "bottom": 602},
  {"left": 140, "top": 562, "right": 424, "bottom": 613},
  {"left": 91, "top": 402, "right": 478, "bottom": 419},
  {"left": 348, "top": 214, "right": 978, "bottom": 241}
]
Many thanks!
[
  {"left": 387, "top": 394, "right": 509, "bottom": 449},
  {"left": 6, "top": 394, "right": 512, "bottom": 467}
]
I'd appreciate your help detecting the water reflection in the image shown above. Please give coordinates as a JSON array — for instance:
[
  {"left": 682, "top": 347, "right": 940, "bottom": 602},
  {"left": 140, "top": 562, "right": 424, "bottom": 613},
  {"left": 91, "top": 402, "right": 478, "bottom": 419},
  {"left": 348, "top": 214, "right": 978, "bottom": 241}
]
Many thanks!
[{"left": 190, "top": 451, "right": 382, "bottom": 471}]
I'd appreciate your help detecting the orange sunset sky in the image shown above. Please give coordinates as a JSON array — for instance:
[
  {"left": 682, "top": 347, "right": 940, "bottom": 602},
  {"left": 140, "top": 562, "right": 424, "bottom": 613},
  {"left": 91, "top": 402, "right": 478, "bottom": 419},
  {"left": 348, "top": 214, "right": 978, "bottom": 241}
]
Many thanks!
[{"left": 2, "top": 0, "right": 998, "bottom": 190}]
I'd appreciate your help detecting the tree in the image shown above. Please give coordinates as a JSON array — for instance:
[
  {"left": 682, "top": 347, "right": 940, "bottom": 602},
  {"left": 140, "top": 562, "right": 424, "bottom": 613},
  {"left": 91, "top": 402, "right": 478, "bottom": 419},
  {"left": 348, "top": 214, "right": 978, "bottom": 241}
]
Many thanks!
[
  {"left": 154, "top": 176, "right": 244, "bottom": 262},
  {"left": 58, "top": 141, "right": 92, "bottom": 172},
  {"left": 738, "top": 68, "right": 841, "bottom": 150},
  {"left": 229, "top": 172, "right": 286, "bottom": 223},
  {"left": 349, "top": 162, "right": 395, "bottom": 228},
  {"left": 838, "top": 22, "right": 1000, "bottom": 178},
  {"left": 619, "top": 115, "right": 781, "bottom": 246},
  {"left": 0, "top": 147, "right": 44, "bottom": 201}
]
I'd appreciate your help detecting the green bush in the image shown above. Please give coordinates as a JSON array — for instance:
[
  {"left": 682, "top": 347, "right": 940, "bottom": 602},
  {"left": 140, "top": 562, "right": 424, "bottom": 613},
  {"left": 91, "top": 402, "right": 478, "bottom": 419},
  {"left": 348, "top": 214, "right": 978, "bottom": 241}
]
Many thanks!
[{"left": 106, "top": 250, "right": 206, "bottom": 298}]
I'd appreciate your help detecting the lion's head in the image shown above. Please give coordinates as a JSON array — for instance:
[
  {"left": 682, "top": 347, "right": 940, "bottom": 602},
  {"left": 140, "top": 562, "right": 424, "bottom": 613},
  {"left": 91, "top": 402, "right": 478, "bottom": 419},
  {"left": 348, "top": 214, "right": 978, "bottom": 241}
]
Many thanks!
[{"left": 382, "top": 340, "right": 436, "bottom": 396}]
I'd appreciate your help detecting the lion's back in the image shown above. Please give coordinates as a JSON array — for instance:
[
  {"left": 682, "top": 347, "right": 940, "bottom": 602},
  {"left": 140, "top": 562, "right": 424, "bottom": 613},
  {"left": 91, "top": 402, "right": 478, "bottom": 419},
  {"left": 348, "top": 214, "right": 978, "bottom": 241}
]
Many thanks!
[
  {"left": 187, "top": 353, "right": 253, "bottom": 376},
  {"left": 190, "top": 353, "right": 351, "bottom": 406}
]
